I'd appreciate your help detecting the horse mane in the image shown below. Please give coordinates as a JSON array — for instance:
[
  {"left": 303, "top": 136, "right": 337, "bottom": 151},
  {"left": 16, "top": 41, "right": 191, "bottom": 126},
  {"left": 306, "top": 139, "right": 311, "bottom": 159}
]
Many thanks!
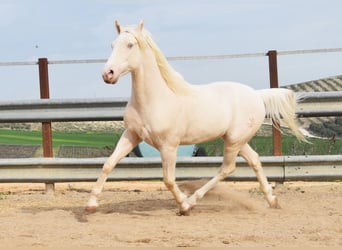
[{"left": 122, "top": 26, "right": 194, "bottom": 95}]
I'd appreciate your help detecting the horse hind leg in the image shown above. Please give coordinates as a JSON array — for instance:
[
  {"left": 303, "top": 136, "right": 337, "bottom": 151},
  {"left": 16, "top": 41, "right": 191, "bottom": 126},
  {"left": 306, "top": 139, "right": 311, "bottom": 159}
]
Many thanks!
[
  {"left": 239, "top": 143, "right": 280, "bottom": 209},
  {"left": 182, "top": 144, "right": 240, "bottom": 214}
]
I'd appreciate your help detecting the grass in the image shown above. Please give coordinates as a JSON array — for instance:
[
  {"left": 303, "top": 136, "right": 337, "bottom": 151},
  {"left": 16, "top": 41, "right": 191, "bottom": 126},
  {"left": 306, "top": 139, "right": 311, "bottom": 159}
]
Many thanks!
[
  {"left": 197, "top": 136, "right": 342, "bottom": 156},
  {"left": 0, "top": 129, "right": 119, "bottom": 147},
  {"left": 0, "top": 129, "right": 341, "bottom": 156}
]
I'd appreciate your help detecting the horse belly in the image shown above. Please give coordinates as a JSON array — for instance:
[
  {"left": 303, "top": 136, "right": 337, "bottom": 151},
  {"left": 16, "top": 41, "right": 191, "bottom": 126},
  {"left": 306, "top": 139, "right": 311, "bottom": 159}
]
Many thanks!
[
  {"left": 180, "top": 100, "right": 231, "bottom": 144},
  {"left": 180, "top": 82, "right": 265, "bottom": 145}
]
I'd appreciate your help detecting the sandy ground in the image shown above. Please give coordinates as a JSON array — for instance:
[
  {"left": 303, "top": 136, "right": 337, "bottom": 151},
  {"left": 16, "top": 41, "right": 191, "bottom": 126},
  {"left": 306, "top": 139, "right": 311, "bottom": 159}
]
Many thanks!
[{"left": 0, "top": 180, "right": 341, "bottom": 247}]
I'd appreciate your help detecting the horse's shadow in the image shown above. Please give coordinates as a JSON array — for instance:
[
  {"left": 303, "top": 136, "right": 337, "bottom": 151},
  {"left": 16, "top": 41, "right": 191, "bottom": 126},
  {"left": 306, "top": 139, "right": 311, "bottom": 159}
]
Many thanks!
[
  {"left": 20, "top": 180, "right": 265, "bottom": 223},
  {"left": 21, "top": 198, "right": 176, "bottom": 223}
]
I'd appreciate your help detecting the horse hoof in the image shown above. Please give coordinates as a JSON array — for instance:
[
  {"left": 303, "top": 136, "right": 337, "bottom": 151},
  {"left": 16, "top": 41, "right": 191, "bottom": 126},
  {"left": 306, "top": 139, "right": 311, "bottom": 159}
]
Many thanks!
[
  {"left": 85, "top": 206, "right": 97, "bottom": 213},
  {"left": 177, "top": 209, "right": 191, "bottom": 216},
  {"left": 177, "top": 202, "right": 195, "bottom": 216},
  {"left": 270, "top": 197, "right": 281, "bottom": 209}
]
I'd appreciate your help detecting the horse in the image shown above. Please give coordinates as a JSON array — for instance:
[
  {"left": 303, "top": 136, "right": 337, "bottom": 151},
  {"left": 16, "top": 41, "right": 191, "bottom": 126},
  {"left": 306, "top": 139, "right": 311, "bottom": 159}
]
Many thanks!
[{"left": 86, "top": 20, "right": 305, "bottom": 215}]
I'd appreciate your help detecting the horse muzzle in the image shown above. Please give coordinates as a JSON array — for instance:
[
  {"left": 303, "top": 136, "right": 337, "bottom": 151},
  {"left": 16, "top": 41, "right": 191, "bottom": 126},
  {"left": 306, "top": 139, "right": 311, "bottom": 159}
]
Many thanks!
[
  {"left": 102, "top": 69, "right": 118, "bottom": 84},
  {"left": 102, "top": 63, "right": 129, "bottom": 84}
]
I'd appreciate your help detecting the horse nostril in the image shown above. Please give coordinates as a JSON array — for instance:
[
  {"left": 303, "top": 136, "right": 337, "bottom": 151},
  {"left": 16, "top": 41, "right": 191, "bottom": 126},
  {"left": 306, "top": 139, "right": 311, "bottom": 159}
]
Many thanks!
[{"left": 102, "top": 67, "right": 118, "bottom": 83}]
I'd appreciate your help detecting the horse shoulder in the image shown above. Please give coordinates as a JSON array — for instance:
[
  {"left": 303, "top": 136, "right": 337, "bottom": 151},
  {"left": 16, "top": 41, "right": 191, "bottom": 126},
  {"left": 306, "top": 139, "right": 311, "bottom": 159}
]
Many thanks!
[
  {"left": 123, "top": 101, "right": 173, "bottom": 144},
  {"left": 123, "top": 104, "right": 143, "bottom": 132}
]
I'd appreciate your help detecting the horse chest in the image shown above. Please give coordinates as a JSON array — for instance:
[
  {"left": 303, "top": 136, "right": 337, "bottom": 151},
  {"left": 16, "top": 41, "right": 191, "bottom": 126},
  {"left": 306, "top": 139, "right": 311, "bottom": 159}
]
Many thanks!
[{"left": 123, "top": 107, "right": 166, "bottom": 144}]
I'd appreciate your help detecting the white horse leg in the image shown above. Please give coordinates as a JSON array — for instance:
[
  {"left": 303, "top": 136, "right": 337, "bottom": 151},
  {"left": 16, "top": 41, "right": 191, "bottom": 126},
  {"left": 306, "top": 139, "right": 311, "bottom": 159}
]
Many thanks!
[
  {"left": 85, "top": 130, "right": 140, "bottom": 212},
  {"left": 239, "top": 143, "right": 280, "bottom": 208},
  {"left": 183, "top": 145, "right": 240, "bottom": 214},
  {"left": 160, "top": 147, "right": 188, "bottom": 213}
]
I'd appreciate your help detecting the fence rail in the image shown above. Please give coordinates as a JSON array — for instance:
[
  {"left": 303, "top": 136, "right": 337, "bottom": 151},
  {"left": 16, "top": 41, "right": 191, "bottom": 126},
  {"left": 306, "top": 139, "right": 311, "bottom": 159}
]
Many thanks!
[
  {"left": 0, "top": 155, "right": 341, "bottom": 183},
  {"left": 1, "top": 47, "right": 342, "bottom": 66},
  {"left": 0, "top": 98, "right": 127, "bottom": 122},
  {"left": 0, "top": 91, "right": 341, "bottom": 123},
  {"left": 296, "top": 91, "right": 342, "bottom": 117}
]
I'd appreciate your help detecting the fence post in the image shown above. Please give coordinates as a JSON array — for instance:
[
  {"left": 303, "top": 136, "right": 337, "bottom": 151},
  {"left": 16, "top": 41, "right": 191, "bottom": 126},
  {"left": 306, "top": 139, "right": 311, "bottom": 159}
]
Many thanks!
[
  {"left": 267, "top": 50, "right": 282, "bottom": 156},
  {"left": 38, "top": 58, "right": 55, "bottom": 192}
]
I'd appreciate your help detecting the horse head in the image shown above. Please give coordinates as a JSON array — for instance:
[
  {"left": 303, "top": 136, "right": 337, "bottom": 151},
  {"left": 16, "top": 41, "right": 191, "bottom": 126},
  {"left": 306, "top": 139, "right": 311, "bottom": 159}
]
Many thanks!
[{"left": 102, "top": 20, "right": 144, "bottom": 84}]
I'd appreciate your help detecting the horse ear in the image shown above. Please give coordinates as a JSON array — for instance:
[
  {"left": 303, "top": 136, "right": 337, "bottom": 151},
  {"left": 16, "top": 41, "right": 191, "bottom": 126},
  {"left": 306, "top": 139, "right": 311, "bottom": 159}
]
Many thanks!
[
  {"left": 137, "top": 19, "right": 144, "bottom": 32},
  {"left": 115, "top": 20, "right": 121, "bottom": 34}
]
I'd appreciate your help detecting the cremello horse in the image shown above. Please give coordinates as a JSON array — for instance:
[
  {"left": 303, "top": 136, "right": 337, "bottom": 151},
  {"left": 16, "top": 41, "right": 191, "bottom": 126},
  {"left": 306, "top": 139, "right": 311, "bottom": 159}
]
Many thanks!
[{"left": 86, "top": 20, "right": 305, "bottom": 215}]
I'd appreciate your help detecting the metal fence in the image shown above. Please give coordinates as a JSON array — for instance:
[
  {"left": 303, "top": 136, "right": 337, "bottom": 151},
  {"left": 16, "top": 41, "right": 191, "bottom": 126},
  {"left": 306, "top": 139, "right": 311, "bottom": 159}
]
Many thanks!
[
  {"left": 2, "top": 48, "right": 342, "bottom": 156},
  {"left": 0, "top": 91, "right": 341, "bottom": 123},
  {"left": 0, "top": 155, "right": 341, "bottom": 183},
  {"left": 0, "top": 49, "right": 342, "bottom": 185},
  {"left": 0, "top": 92, "right": 341, "bottom": 183}
]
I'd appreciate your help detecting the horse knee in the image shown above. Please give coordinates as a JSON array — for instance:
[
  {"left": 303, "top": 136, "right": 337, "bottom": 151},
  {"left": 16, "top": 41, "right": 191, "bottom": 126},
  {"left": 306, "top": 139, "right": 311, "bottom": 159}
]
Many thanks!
[
  {"left": 163, "top": 177, "right": 175, "bottom": 190},
  {"left": 219, "top": 164, "right": 236, "bottom": 179},
  {"left": 102, "top": 163, "right": 113, "bottom": 175},
  {"left": 246, "top": 152, "right": 262, "bottom": 171}
]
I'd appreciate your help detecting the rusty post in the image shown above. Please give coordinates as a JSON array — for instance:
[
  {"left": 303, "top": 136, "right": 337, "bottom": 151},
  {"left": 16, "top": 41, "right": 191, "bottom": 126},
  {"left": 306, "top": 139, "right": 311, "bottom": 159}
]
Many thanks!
[
  {"left": 38, "top": 58, "right": 53, "bottom": 157},
  {"left": 38, "top": 58, "right": 54, "bottom": 192},
  {"left": 267, "top": 50, "right": 282, "bottom": 156}
]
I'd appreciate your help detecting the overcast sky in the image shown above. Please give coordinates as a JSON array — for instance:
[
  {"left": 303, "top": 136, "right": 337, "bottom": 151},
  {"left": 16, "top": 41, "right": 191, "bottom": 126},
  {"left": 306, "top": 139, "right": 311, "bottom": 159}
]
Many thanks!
[{"left": 1, "top": 0, "right": 341, "bottom": 100}]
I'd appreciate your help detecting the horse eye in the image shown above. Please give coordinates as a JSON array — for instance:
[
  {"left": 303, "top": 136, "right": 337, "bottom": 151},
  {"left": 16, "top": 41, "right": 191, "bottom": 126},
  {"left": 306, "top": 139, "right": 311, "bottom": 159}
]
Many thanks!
[{"left": 127, "top": 43, "right": 134, "bottom": 49}]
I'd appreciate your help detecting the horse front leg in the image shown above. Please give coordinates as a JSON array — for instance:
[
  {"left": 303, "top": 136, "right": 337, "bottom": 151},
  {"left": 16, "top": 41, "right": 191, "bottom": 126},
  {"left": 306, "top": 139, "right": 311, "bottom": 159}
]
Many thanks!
[
  {"left": 160, "top": 146, "right": 188, "bottom": 215},
  {"left": 85, "top": 129, "right": 140, "bottom": 212}
]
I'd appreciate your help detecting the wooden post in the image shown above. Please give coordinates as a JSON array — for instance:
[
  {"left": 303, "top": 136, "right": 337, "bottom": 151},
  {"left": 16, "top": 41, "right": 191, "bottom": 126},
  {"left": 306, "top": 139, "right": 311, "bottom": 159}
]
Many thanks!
[
  {"left": 38, "top": 58, "right": 54, "bottom": 192},
  {"left": 267, "top": 50, "right": 282, "bottom": 156}
]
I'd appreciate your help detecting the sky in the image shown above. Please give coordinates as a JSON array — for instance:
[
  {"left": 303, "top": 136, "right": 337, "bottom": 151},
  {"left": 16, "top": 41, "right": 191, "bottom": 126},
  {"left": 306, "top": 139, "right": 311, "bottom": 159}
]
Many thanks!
[{"left": 1, "top": 0, "right": 342, "bottom": 100}]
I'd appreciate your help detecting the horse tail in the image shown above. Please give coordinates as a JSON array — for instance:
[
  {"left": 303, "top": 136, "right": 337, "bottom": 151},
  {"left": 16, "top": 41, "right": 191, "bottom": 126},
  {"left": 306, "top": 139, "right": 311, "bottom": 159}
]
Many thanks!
[{"left": 258, "top": 88, "right": 307, "bottom": 142}]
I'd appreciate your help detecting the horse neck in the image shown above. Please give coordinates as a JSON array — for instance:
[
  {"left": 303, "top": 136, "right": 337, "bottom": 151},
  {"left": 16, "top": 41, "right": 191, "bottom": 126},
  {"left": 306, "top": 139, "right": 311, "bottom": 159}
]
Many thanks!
[{"left": 130, "top": 50, "right": 172, "bottom": 105}]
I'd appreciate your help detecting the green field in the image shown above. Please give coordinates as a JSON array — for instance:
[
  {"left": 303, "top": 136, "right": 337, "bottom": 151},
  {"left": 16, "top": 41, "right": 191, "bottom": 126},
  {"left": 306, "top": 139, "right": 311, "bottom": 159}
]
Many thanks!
[
  {"left": 0, "top": 129, "right": 341, "bottom": 156},
  {"left": 0, "top": 129, "right": 119, "bottom": 147},
  {"left": 194, "top": 136, "right": 342, "bottom": 156}
]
